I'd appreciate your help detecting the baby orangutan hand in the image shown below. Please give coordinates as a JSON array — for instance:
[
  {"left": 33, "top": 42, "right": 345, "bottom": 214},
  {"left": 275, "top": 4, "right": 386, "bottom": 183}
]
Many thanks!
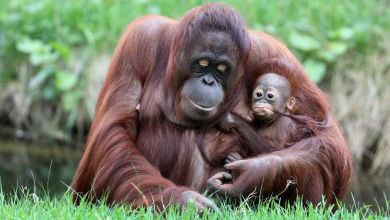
[{"left": 225, "top": 152, "right": 243, "bottom": 164}]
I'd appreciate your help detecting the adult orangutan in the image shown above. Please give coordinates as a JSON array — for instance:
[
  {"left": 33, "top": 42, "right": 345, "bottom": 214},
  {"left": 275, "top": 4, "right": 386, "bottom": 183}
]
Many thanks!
[
  {"left": 72, "top": 3, "right": 252, "bottom": 211},
  {"left": 208, "top": 51, "right": 353, "bottom": 207},
  {"left": 72, "top": 3, "right": 352, "bottom": 211}
]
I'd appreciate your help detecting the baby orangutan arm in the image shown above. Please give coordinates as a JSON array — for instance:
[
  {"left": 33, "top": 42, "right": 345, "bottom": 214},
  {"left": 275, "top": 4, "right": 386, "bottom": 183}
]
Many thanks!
[{"left": 219, "top": 113, "right": 273, "bottom": 155}]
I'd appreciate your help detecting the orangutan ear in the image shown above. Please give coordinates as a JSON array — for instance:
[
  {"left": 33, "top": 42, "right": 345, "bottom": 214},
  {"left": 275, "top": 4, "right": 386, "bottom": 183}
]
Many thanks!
[{"left": 287, "top": 97, "right": 296, "bottom": 112}]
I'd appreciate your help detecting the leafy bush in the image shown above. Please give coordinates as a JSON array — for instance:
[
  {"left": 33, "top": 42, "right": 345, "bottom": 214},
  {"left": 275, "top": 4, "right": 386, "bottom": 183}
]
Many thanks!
[{"left": 0, "top": 0, "right": 388, "bottom": 140}]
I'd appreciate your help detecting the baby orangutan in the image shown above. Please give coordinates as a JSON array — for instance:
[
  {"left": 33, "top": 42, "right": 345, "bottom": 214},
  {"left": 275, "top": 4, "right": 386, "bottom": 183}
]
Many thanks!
[
  {"left": 223, "top": 72, "right": 299, "bottom": 164},
  {"left": 207, "top": 58, "right": 351, "bottom": 208},
  {"left": 205, "top": 70, "right": 305, "bottom": 199}
]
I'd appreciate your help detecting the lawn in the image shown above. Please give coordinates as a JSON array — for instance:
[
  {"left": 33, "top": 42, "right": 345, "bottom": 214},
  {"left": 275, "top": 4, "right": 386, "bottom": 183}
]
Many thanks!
[{"left": 0, "top": 191, "right": 389, "bottom": 219}]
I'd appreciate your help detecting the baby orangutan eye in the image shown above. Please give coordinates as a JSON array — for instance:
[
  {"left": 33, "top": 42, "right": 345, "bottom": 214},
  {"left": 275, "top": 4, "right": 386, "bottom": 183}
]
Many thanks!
[
  {"left": 199, "top": 59, "right": 209, "bottom": 67},
  {"left": 217, "top": 64, "right": 227, "bottom": 72},
  {"left": 267, "top": 93, "right": 274, "bottom": 99},
  {"left": 253, "top": 87, "right": 263, "bottom": 98}
]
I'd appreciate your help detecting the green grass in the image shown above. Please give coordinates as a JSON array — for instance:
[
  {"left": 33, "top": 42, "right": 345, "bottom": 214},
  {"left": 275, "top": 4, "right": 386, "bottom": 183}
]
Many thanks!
[{"left": 0, "top": 190, "right": 389, "bottom": 219}]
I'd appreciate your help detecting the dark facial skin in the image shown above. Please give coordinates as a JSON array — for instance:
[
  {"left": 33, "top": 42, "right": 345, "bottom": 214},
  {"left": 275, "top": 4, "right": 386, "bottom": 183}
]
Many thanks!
[
  {"left": 251, "top": 73, "right": 295, "bottom": 123},
  {"left": 180, "top": 31, "right": 238, "bottom": 121}
]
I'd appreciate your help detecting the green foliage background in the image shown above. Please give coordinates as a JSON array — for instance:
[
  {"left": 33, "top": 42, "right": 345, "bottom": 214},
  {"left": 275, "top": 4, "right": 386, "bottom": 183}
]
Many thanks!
[{"left": 0, "top": 0, "right": 389, "bottom": 140}]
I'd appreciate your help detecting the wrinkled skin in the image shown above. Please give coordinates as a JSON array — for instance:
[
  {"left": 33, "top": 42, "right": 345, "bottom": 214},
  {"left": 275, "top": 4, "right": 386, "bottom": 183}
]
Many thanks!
[{"left": 179, "top": 31, "right": 238, "bottom": 122}]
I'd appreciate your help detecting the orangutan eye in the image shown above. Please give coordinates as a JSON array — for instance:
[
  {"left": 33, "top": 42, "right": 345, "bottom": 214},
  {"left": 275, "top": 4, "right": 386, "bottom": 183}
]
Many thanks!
[
  {"left": 267, "top": 92, "right": 274, "bottom": 99},
  {"left": 217, "top": 64, "right": 228, "bottom": 72},
  {"left": 198, "top": 59, "right": 209, "bottom": 67},
  {"left": 256, "top": 92, "right": 263, "bottom": 98}
]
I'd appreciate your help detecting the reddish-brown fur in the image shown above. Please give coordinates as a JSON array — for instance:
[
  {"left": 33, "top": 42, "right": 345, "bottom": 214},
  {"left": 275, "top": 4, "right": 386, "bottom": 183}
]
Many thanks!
[{"left": 72, "top": 4, "right": 352, "bottom": 209}]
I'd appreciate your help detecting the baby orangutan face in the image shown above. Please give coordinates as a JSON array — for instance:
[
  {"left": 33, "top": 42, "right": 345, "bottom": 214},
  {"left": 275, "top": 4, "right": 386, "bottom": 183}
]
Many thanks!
[{"left": 251, "top": 73, "right": 295, "bottom": 123}]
